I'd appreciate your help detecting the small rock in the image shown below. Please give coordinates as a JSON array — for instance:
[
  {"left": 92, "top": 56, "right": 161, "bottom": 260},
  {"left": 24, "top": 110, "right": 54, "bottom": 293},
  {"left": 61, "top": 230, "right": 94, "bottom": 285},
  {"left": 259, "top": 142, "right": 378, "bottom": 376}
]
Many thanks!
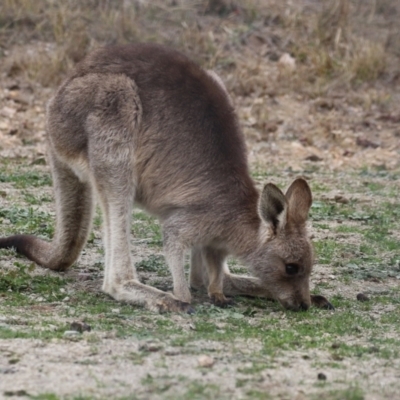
[
  {"left": 317, "top": 372, "right": 327, "bottom": 381},
  {"left": 102, "top": 330, "right": 117, "bottom": 339},
  {"left": 111, "top": 308, "right": 120, "bottom": 314},
  {"left": 139, "top": 340, "right": 163, "bottom": 352},
  {"left": 278, "top": 53, "right": 296, "bottom": 71},
  {"left": 334, "top": 195, "right": 349, "bottom": 204},
  {"left": 369, "top": 346, "right": 379, "bottom": 353},
  {"left": 7, "top": 91, "right": 32, "bottom": 105},
  {"left": 263, "top": 121, "right": 278, "bottom": 134},
  {"left": 164, "top": 347, "right": 180, "bottom": 356},
  {"left": 305, "top": 154, "right": 323, "bottom": 162},
  {"left": 0, "top": 121, "right": 9, "bottom": 130},
  {"left": 198, "top": 355, "right": 215, "bottom": 368},
  {"left": 188, "top": 323, "right": 196, "bottom": 330},
  {"left": 0, "top": 106, "right": 17, "bottom": 118},
  {"left": 7, "top": 83, "right": 20, "bottom": 90},
  {"left": 4, "top": 390, "right": 28, "bottom": 397},
  {"left": 0, "top": 367, "right": 16, "bottom": 374},
  {"left": 70, "top": 321, "right": 91, "bottom": 333},
  {"left": 356, "top": 293, "right": 370, "bottom": 302},
  {"left": 313, "top": 98, "right": 335, "bottom": 111}
]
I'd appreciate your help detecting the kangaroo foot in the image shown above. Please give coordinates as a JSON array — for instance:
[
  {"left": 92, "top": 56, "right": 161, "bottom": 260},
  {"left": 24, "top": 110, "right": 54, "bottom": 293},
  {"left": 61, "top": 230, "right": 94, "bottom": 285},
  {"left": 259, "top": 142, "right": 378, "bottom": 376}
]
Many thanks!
[{"left": 105, "top": 279, "right": 195, "bottom": 314}]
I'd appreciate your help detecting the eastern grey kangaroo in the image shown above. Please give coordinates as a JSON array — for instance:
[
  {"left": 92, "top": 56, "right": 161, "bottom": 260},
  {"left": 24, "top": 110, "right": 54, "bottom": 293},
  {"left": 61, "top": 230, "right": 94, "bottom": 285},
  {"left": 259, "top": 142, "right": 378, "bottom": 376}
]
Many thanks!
[{"left": 0, "top": 43, "right": 332, "bottom": 312}]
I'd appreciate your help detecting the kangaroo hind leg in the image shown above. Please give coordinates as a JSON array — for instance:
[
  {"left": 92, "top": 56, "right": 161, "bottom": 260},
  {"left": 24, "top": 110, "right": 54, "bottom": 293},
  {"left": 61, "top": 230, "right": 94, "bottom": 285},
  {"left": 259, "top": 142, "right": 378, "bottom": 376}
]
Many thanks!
[
  {"left": 93, "top": 161, "right": 192, "bottom": 313},
  {"left": 86, "top": 73, "right": 192, "bottom": 313}
]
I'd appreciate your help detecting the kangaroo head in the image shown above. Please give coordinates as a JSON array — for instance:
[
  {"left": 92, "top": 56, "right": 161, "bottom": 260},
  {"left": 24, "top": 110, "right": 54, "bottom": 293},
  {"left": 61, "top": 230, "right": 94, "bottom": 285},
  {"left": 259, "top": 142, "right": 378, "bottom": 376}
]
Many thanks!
[{"left": 249, "top": 178, "right": 314, "bottom": 311}]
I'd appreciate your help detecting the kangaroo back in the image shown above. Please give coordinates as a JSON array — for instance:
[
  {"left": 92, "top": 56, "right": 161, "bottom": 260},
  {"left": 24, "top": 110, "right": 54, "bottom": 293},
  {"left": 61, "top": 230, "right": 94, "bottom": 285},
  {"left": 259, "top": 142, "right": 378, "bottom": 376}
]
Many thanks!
[{"left": 65, "top": 44, "right": 258, "bottom": 215}]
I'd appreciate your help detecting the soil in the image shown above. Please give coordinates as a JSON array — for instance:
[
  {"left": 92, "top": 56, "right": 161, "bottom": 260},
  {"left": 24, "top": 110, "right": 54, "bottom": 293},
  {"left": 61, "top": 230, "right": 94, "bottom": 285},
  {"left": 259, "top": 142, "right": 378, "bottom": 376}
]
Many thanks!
[{"left": 1, "top": 1, "right": 400, "bottom": 399}]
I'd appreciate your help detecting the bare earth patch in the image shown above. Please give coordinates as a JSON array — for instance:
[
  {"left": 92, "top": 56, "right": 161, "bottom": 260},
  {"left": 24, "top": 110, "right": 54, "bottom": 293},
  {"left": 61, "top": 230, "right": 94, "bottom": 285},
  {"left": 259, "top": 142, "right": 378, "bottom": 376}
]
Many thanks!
[{"left": 1, "top": 1, "right": 400, "bottom": 399}]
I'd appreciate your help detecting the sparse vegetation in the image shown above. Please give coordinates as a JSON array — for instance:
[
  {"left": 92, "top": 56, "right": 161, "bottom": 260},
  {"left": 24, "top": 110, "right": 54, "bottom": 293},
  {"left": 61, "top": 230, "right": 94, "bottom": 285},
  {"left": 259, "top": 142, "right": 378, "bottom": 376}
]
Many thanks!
[
  {"left": 0, "top": 0, "right": 398, "bottom": 91},
  {"left": 1, "top": 157, "right": 400, "bottom": 397},
  {"left": 0, "top": 0, "right": 399, "bottom": 399}
]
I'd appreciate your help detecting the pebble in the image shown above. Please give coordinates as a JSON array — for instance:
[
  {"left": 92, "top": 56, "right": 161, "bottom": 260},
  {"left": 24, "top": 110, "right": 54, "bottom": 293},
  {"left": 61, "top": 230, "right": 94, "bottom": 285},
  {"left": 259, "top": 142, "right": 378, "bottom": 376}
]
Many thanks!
[
  {"left": 356, "top": 293, "right": 370, "bottom": 302},
  {"left": 0, "top": 367, "right": 17, "bottom": 374},
  {"left": 198, "top": 355, "right": 215, "bottom": 368},
  {"left": 0, "top": 106, "right": 16, "bottom": 118},
  {"left": 164, "top": 347, "right": 180, "bottom": 356},
  {"left": 70, "top": 321, "right": 91, "bottom": 333},
  {"left": 278, "top": 53, "right": 296, "bottom": 70},
  {"left": 0, "top": 121, "right": 9, "bottom": 130},
  {"left": 334, "top": 194, "right": 350, "bottom": 204},
  {"left": 7, "top": 90, "right": 32, "bottom": 105},
  {"left": 139, "top": 340, "right": 163, "bottom": 352},
  {"left": 4, "top": 390, "right": 27, "bottom": 397},
  {"left": 317, "top": 372, "right": 327, "bottom": 380}
]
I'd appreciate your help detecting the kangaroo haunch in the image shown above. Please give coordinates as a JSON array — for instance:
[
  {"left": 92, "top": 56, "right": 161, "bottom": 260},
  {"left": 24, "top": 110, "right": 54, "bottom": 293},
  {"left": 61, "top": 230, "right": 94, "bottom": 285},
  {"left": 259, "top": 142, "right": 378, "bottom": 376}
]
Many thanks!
[{"left": 0, "top": 43, "right": 333, "bottom": 312}]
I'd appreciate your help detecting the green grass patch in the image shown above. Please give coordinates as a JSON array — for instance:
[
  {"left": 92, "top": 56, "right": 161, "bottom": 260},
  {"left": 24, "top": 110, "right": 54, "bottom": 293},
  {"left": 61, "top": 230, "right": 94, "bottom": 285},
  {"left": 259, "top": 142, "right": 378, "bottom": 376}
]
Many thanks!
[
  {"left": 311, "top": 386, "right": 365, "bottom": 400},
  {"left": 135, "top": 254, "right": 169, "bottom": 276},
  {"left": 0, "top": 262, "right": 67, "bottom": 300},
  {"left": 132, "top": 210, "right": 163, "bottom": 247},
  {"left": 0, "top": 207, "right": 54, "bottom": 237},
  {"left": 0, "top": 167, "right": 52, "bottom": 188}
]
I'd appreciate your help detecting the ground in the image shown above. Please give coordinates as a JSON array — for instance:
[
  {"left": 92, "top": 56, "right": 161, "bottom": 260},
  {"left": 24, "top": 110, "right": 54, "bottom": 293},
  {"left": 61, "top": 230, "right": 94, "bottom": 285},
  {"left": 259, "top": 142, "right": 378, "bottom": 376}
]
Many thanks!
[{"left": 0, "top": 1, "right": 399, "bottom": 399}]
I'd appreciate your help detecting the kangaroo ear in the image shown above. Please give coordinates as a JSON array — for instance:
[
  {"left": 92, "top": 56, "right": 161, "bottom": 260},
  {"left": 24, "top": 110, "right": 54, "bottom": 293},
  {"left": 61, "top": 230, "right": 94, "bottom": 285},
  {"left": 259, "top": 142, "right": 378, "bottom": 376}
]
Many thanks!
[
  {"left": 285, "top": 178, "right": 312, "bottom": 225},
  {"left": 259, "top": 183, "right": 288, "bottom": 232}
]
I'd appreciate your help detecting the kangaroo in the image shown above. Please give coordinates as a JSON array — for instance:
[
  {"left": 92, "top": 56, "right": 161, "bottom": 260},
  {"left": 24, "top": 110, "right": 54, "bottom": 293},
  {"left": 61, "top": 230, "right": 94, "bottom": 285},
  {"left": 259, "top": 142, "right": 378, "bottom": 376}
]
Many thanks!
[{"left": 0, "top": 43, "right": 332, "bottom": 313}]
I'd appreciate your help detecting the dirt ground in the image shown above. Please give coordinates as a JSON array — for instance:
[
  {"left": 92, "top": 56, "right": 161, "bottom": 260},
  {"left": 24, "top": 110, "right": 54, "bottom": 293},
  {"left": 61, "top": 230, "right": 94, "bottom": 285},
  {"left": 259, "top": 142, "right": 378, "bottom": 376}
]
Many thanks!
[{"left": 0, "top": 1, "right": 400, "bottom": 399}]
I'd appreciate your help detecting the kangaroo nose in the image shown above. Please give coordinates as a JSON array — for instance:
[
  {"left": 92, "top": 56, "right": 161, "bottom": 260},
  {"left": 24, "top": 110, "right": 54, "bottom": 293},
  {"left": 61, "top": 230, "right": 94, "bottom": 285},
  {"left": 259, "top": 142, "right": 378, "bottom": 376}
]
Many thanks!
[{"left": 300, "top": 302, "right": 309, "bottom": 311}]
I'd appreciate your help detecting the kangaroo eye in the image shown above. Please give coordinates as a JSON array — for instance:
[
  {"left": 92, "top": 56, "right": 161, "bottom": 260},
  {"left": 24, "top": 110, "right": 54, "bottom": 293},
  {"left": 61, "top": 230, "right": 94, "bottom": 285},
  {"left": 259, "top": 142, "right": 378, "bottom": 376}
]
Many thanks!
[{"left": 285, "top": 264, "right": 299, "bottom": 275}]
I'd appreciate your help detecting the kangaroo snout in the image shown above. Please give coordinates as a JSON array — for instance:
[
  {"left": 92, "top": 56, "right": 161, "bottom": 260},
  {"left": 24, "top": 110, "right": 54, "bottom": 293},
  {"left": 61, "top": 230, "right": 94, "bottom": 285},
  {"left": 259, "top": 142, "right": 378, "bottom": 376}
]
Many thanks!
[
  {"left": 275, "top": 289, "right": 312, "bottom": 311},
  {"left": 279, "top": 298, "right": 311, "bottom": 312}
]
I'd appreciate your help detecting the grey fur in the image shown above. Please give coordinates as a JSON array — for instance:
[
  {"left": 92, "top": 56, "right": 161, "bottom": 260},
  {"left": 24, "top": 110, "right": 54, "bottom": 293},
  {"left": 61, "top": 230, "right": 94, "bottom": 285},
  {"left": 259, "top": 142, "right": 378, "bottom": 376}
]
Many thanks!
[{"left": 0, "top": 44, "right": 325, "bottom": 312}]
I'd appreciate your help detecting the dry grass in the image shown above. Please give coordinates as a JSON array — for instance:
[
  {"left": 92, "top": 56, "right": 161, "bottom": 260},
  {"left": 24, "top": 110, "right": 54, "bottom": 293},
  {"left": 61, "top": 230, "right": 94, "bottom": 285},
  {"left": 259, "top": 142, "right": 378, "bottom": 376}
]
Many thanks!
[{"left": 0, "top": 0, "right": 398, "bottom": 94}]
